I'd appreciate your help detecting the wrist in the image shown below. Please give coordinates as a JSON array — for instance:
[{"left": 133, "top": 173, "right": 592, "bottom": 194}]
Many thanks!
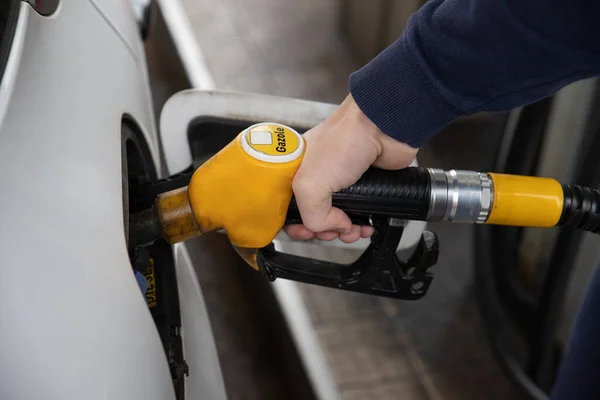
[
  {"left": 346, "top": 94, "right": 418, "bottom": 160},
  {"left": 345, "top": 94, "right": 388, "bottom": 153}
]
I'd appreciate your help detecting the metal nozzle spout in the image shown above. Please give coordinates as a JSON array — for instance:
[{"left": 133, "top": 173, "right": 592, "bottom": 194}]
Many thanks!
[
  {"left": 155, "top": 186, "right": 204, "bottom": 244},
  {"left": 128, "top": 186, "right": 204, "bottom": 248}
]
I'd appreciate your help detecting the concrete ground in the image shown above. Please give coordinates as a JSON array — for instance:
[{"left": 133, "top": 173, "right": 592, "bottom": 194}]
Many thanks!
[{"left": 175, "top": 0, "right": 524, "bottom": 399}]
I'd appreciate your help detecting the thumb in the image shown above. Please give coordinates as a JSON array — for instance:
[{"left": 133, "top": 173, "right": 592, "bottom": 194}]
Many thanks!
[{"left": 372, "top": 134, "right": 418, "bottom": 170}]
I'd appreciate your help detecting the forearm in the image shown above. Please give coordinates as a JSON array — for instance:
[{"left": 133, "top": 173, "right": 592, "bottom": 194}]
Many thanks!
[{"left": 350, "top": 0, "right": 600, "bottom": 148}]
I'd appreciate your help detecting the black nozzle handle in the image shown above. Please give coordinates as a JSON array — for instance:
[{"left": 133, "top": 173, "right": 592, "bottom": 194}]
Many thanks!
[{"left": 285, "top": 166, "right": 432, "bottom": 226}]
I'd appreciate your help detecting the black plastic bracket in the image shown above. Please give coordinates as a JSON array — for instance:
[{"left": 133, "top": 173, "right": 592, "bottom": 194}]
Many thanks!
[{"left": 257, "top": 218, "right": 439, "bottom": 300}]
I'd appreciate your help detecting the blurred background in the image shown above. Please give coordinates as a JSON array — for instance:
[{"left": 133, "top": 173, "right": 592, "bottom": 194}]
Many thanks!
[{"left": 145, "top": 1, "right": 600, "bottom": 399}]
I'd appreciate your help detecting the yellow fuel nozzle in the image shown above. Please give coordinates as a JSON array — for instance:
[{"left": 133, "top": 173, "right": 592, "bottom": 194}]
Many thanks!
[
  {"left": 129, "top": 121, "right": 600, "bottom": 273},
  {"left": 126, "top": 120, "right": 600, "bottom": 301},
  {"left": 150, "top": 122, "right": 305, "bottom": 268}
]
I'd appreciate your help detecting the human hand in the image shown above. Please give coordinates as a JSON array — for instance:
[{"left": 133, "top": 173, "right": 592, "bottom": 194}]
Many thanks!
[{"left": 283, "top": 94, "right": 418, "bottom": 244}]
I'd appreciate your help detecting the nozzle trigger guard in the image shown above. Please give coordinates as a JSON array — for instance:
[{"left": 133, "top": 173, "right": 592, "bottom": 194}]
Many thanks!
[{"left": 256, "top": 218, "right": 439, "bottom": 300}]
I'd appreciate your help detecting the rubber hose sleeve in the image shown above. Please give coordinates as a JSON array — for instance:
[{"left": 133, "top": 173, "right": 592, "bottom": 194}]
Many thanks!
[{"left": 559, "top": 184, "right": 600, "bottom": 233}]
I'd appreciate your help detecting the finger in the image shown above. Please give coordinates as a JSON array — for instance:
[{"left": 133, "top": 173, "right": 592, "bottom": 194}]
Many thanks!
[
  {"left": 360, "top": 225, "right": 375, "bottom": 238},
  {"left": 339, "top": 225, "right": 362, "bottom": 243},
  {"left": 293, "top": 176, "right": 352, "bottom": 233},
  {"left": 316, "top": 231, "right": 339, "bottom": 241},
  {"left": 284, "top": 225, "right": 316, "bottom": 240},
  {"left": 372, "top": 135, "right": 418, "bottom": 170}
]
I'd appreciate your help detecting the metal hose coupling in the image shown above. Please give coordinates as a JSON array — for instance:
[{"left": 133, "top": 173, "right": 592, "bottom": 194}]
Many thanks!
[{"left": 427, "top": 169, "right": 493, "bottom": 224}]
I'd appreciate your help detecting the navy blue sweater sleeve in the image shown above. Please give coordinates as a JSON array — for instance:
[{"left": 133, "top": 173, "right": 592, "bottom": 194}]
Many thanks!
[{"left": 349, "top": 0, "right": 600, "bottom": 148}]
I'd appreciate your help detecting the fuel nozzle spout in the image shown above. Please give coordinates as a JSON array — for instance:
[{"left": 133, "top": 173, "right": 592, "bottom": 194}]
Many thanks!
[{"left": 128, "top": 186, "right": 204, "bottom": 248}]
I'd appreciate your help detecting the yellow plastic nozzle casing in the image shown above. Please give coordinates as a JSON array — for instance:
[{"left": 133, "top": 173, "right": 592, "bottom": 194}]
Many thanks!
[
  {"left": 187, "top": 122, "right": 305, "bottom": 263},
  {"left": 486, "top": 173, "right": 564, "bottom": 228}
]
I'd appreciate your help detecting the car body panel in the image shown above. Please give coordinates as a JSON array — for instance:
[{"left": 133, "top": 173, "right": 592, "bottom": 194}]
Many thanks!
[
  {"left": 87, "top": 0, "right": 146, "bottom": 63},
  {"left": 0, "top": 2, "right": 173, "bottom": 399}
]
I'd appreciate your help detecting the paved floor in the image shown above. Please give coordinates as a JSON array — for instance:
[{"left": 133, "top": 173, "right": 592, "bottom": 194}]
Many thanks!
[{"left": 179, "top": 0, "right": 523, "bottom": 399}]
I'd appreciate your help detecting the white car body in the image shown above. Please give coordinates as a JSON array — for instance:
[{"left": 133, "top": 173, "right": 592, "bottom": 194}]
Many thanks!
[
  {"left": 0, "top": 2, "right": 224, "bottom": 399},
  {"left": 0, "top": 2, "right": 426, "bottom": 399}
]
